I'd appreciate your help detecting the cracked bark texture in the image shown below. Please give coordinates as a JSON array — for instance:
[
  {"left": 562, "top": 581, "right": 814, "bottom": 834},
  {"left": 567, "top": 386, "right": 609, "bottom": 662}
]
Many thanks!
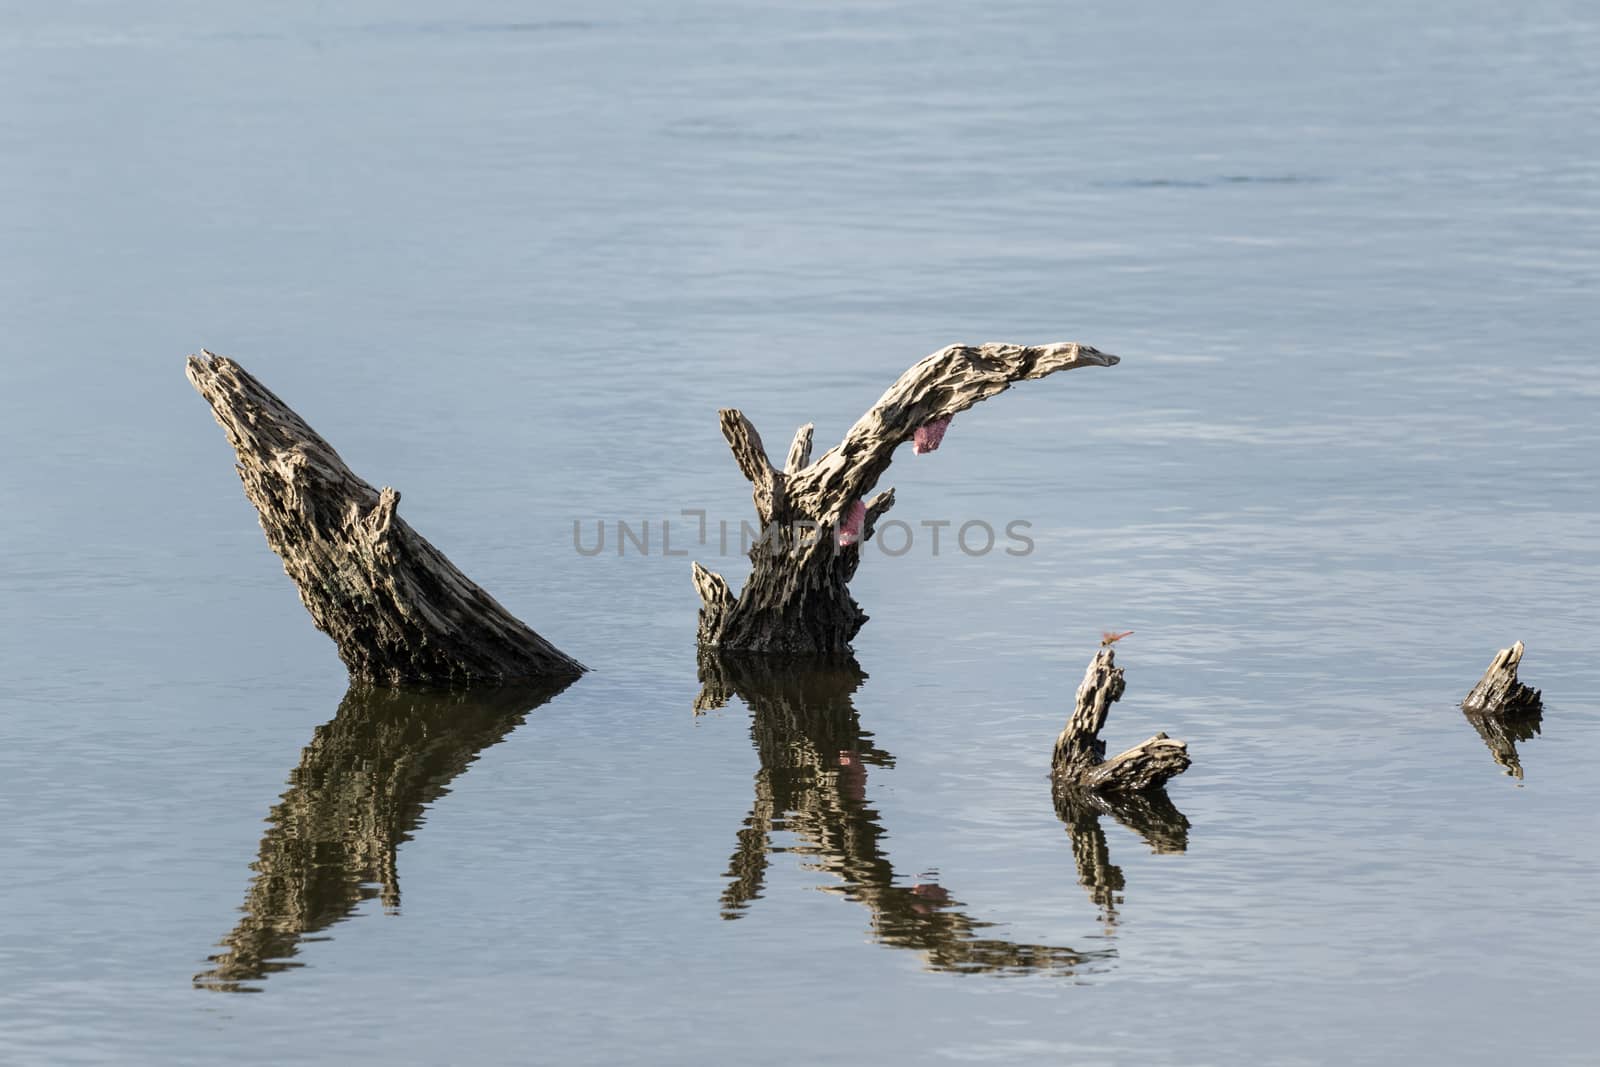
[
  {"left": 1461, "top": 641, "right": 1542, "bottom": 716},
  {"left": 195, "top": 679, "right": 572, "bottom": 992},
  {"left": 697, "top": 650, "right": 1103, "bottom": 976},
  {"left": 693, "top": 341, "right": 1119, "bottom": 653},
  {"left": 187, "top": 352, "right": 584, "bottom": 686},
  {"left": 1052, "top": 647, "right": 1190, "bottom": 794}
]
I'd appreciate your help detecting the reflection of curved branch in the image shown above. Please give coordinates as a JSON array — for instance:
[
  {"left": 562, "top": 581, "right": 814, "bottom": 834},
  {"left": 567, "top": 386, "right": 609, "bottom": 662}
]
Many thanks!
[
  {"left": 697, "top": 651, "right": 1101, "bottom": 976},
  {"left": 1053, "top": 786, "right": 1189, "bottom": 928},
  {"left": 196, "top": 680, "right": 573, "bottom": 992}
]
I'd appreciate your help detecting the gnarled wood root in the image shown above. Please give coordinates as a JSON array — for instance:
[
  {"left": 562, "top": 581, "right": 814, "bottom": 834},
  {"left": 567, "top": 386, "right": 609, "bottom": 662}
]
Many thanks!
[
  {"left": 187, "top": 352, "right": 584, "bottom": 686},
  {"left": 1052, "top": 647, "right": 1189, "bottom": 794},
  {"left": 693, "top": 341, "right": 1118, "bottom": 654}
]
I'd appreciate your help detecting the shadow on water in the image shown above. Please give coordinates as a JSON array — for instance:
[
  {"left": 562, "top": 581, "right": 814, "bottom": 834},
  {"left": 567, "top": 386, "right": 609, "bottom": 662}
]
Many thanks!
[
  {"left": 1053, "top": 786, "right": 1190, "bottom": 930},
  {"left": 695, "top": 650, "right": 1106, "bottom": 977},
  {"left": 195, "top": 679, "right": 574, "bottom": 993},
  {"left": 1462, "top": 702, "right": 1544, "bottom": 781}
]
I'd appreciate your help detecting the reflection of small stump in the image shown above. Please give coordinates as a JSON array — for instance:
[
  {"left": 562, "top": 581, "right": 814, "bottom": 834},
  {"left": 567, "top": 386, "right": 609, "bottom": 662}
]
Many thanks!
[
  {"left": 1051, "top": 648, "right": 1189, "bottom": 794},
  {"left": 1461, "top": 642, "right": 1544, "bottom": 779},
  {"left": 1054, "top": 786, "right": 1190, "bottom": 927},
  {"left": 1462, "top": 641, "right": 1542, "bottom": 716}
]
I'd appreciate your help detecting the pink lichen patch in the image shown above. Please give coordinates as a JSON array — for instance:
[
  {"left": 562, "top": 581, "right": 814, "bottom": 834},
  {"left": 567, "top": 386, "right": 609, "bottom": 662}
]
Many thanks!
[
  {"left": 836, "top": 499, "right": 866, "bottom": 547},
  {"left": 912, "top": 414, "right": 952, "bottom": 454}
]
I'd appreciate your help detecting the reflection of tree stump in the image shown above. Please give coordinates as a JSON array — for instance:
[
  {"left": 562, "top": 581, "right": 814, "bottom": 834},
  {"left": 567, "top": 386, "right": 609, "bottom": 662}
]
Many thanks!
[
  {"left": 188, "top": 353, "right": 584, "bottom": 686},
  {"left": 1052, "top": 647, "right": 1189, "bottom": 794},
  {"left": 693, "top": 341, "right": 1119, "bottom": 654},
  {"left": 1462, "top": 703, "right": 1544, "bottom": 780},
  {"left": 1054, "top": 788, "right": 1190, "bottom": 927},
  {"left": 1462, "top": 641, "right": 1542, "bottom": 716},
  {"left": 698, "top": 650, "right": 1103, "bottom": 976},
  {"left": 195, "top": 679, "right": 573, "bottom": 992}
]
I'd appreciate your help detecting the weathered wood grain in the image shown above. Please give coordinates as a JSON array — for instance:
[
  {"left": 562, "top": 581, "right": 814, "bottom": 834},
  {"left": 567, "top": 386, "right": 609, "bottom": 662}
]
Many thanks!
[
  {"left": 1052, "top": 647, "right": 1190, "bottom": 794},
  {"left": 1462, "top": 641, "right": 1542, "bottom": 716},
  {"left": 187, "top": 352, "right": 584, "bottom": 686},
  {"left": 693, "top": 341, "right": 1119, "bottom": 653}
]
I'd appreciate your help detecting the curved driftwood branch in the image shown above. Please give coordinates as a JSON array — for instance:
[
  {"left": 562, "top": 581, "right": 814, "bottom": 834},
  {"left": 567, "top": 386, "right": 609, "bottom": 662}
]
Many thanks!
[
  {"left": 195, "top": 679, "right": 573, "bottom": 992},
  {"left": 694, "top": 341, "right": 1119, "bottom": 653},
  {"left": 1462, "top": 641, "right": 1542, "bottom": 716},
  {"left": 187, "top": 352, "right": 584, "bottom": 686},
  {"left": 1052, "top": 647, "right": 1189, "bottom": 794},
  {"left": 698, "top": 650, "right": 1102, "bottom": 976}
]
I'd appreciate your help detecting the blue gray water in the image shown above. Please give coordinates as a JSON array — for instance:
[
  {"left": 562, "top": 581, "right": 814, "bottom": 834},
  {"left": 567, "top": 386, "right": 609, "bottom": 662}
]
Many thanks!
[{"left": 3, "top": 1, "right": 1598, "bottom": 1063}]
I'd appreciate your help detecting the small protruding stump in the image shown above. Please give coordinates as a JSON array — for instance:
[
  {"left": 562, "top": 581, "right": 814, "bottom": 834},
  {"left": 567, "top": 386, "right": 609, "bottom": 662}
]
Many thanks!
[
  {"left": 1051, "top": 647, "right": 1190, "bottom": 794},
  {"left": 1462, "top": 641, "right": 1542, "bottom": 716},
  {"left": 187, "top": 352, "right": 585, "bottom": 686}
]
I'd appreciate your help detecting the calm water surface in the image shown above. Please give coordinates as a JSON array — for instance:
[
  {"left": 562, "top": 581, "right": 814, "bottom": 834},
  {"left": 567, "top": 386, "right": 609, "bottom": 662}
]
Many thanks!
[{"left": 3, "top": 1, "right": 1598, "bottom": 1063}]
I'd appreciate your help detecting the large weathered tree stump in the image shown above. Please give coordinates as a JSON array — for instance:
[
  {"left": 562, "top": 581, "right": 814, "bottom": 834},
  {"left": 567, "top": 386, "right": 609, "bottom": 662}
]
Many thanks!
[
  {"left": 1052, "top": 647, "right": 1189, "bottom": 794},
  {"left": 1461, "top": 641, "right": 1542, "bottom": 716},
  {"left": 693, "top": 341, "right": 1119, "bottom": 653},
  {"left": 188, "top": 353, "right": 584, "bottom": 686},
  {"left": 698, "top": 650, "right": 1101, "bottom": 975},
  {"left": 195, "top": 679, "right": 573, "bottom": 992},
  {"left": 1461, "top": 641, "right": 1544, "bottom": 779}
]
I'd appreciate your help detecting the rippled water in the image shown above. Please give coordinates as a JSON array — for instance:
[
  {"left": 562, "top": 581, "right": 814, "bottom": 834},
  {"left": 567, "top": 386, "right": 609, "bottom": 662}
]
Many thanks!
[{"left": 3, "top": 1, "right": 1598, "bottom": 1063}]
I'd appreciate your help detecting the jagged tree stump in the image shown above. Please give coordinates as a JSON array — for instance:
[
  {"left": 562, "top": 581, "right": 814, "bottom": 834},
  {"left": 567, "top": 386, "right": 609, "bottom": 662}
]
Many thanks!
[
  {"left": 1462, "top": 641, "right": 1542, "bottom": 716},
  {"left": 1052, "top": 647, "right": 1189, "bottom": 794},
  {"left": 187, "top": 352, "right": 584, "bottom": 686},
  {"left": 693, "top": 341, "right": 1119, "bottom": 654}
]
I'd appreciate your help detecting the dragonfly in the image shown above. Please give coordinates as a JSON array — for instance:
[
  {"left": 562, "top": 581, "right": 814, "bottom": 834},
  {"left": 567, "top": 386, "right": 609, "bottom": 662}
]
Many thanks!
[{"left": 1100, "top": 630, "right": 1134, "bottom": 647}]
